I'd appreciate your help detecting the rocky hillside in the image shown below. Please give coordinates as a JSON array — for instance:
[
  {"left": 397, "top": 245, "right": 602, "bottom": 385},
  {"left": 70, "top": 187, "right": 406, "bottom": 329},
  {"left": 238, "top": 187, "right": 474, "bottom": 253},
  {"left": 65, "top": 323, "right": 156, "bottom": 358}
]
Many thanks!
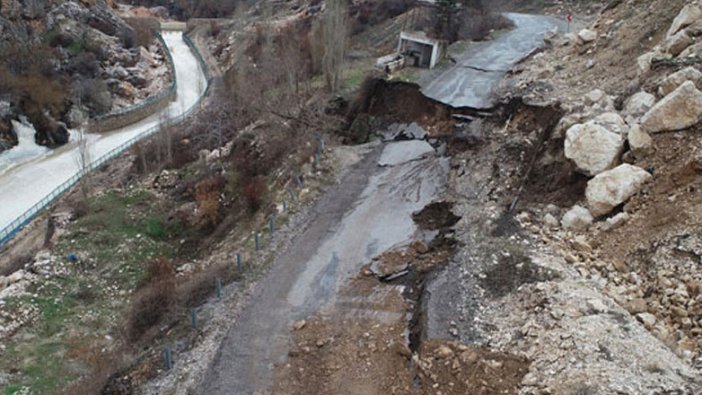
[
  {"left": 493, "top": 0, "right": 702, "bottom": 382},
  {"left": 0, "top": 0, "right": 170, "bottom": 152}
]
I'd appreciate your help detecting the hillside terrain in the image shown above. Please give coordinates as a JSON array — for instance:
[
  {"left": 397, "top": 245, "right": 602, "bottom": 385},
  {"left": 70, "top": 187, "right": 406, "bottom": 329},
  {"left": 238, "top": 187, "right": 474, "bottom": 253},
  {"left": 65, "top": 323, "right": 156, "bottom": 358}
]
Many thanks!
[
  {"left": 0, "top": 0, "right": 170, "bottom": 153},
  {"left": 2, "top": 0, "right": 702, "bottom": 394}
]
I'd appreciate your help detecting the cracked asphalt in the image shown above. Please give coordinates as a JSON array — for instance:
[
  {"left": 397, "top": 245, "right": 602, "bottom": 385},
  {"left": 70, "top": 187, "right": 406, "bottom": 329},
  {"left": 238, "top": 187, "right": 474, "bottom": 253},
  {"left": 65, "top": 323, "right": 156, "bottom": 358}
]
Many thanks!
[
  {"left": 420, "top": 13, "right": 565, "bottom": 109},
  {"left": 199, "top": 141, "right": 449, "bottom": 394}
]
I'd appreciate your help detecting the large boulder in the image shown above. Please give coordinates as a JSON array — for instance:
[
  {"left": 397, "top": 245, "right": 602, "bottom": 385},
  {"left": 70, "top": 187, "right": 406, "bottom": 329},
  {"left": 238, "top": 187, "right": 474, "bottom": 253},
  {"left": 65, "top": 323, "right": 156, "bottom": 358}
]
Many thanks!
[
  {"left": 679, "top": 42, "right": 702, "bottom": 58},
  {"left": 586, "top": 164, "right": 652, "bottom": 216},
  {"left": 592, "top": 112, "right": 628, "bottom": 135},
  {"left": 667, "top": 4, "right": 702, "bottom": 39},
  {"left": 561, "top": 205, "right": 594, "bottom": 231},
  {"left": 658, "top": 67, "right": 702, "bottom": 96},
  {"left": 642, "top": 81, "right": 702, "bottom": 133},
  {"left": 627, "top": 124, "right": 654, "bottom": 157},
  {"left": 565, "top": 122, "right": 624, "bottom": 176},
  {"left": 663, "top": 30, "right": 694, "bottom": 56},
  {"left": 578, "top": 29, "right": 597, "bottom": 43},
  {"left": 624, "top": 92, "right": 656, "bottom": 118}
]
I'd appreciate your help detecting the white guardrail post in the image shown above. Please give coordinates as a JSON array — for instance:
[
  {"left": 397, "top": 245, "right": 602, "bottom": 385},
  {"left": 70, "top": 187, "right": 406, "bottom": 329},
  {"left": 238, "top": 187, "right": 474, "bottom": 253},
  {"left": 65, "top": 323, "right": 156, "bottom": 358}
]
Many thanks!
[{"left": 0, "top": 28, "right": 211, "bottom": 248}]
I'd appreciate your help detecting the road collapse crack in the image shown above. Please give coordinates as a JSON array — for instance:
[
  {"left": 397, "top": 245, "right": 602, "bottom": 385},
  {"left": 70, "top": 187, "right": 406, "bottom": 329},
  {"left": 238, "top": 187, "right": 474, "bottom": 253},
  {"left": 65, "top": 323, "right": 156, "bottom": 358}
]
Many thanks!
[{"left": 461, "top": 65, "right": 508, "bottom": 73}]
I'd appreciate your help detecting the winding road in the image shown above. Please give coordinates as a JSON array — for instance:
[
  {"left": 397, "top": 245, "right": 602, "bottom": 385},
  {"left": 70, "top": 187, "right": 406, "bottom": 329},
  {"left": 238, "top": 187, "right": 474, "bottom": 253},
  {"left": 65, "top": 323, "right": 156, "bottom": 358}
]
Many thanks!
[
  {"left": 0, "top": 31, "right": 207, "bottom": 237},
  {"left": 198, "top": 12, "right": 566, "bottom": 394},
  {"left": 421, "top": 13, "right": 564, "bottom": 109}
]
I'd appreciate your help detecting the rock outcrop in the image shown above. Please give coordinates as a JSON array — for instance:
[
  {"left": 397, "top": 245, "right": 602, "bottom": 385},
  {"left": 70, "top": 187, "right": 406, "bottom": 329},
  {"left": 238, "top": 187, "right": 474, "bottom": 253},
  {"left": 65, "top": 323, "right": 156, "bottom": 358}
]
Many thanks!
[
  {"left": 561, "top": 205, "right": 594, "bottom": 231},
  {"left": 658, "top": 67, "right": 702, "bottom": 96},
  {"left": 642, "top": 81, "right": 702, "bottom": 133},
  {"left": 578, "top": 29, "right": 597, "bottom": 43},
  {"left": 586, "top": 164, "right": 652, "bottom": 216},
  {"left": 624, "top": 92, "right": 656, "bottom": 118},
  {"left": 0, "top": 0, "right": 170, "bottom": 151},
  {"left": 592, "top": 112, "right": 628, "bottom": 135},
  {"left": 663, "top": 30, "right": 694, "bottom": 56},
  {"left": 667, "top": 4, "right": 702, "bottom": 38},
  {"left": 564, "top": 122, "right": 624, "bottom": 176},
  {"left": 627, "top": 124, "right": 654, "bottom": 157}
]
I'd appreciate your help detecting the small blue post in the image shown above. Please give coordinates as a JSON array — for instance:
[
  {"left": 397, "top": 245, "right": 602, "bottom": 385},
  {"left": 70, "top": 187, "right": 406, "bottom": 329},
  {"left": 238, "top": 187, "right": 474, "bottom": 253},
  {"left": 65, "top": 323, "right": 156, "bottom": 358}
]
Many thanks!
[
  {"left": 295, "top": 175, "right": 303, "bottom": 188},
  {"left": 215, "top": 276, "right": 222, "bottom": 299},
  {"left": 283, "top": 200, "right": 288, "bottom": 212},
  {"left": 269, "top": 216, "right": 275, "bottom": 234},
  {"left": 236, "top": 253, "right": 242, "bottom": 272},
  {"left": 318, "top": 136, "right": 325, "bottom": 151},
  {"left": 255, "top": 232, "right": 260, "bottom": 251},
  {"left": 191, "top": 309, "right": 197, "bottom": 329},
  {"left": 163, "top": 346, "right": 173, "bottom": 370}
]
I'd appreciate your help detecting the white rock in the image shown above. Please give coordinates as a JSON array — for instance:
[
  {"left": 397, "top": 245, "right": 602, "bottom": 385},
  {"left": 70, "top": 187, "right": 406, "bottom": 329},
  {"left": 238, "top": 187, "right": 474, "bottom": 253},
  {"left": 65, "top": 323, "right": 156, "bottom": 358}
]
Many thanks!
[
  {"left": 667, "top": 4, "right": 702, "bottom": 39},
  {"left": 585, "top": 89, "right": 605, "bottom": 104},
  {"left": 586, "top": 299, "right": 608, "bottom": 314},
  {"left": 553, "top": 113, "right": 582, "bottom": 140},
  {"left": 543, "top": 213, "right": 559, "bottom": 228},
  {"left": 658, "top": 67, "right": 702, "bottom": 96},
  {"left": 624, "top": 92, "right": 656, "bottom": 118},
  {"left": 564, "top": 122, "right": 624, "bottom": 176},
  {"left": 603, "top": 212, "right": 630, "bottom": 231},
  {"left": 7, "top": 270, "right": 24, "bottom": 285},
  {"left": 637, "top": 312, "right": 657, "bottom": 328},
  {"left": 679, "top": 41, "right": 702, "bottom": 58},
  {"left": 586, "top": 164, "right": 652, "bottom": 216},
  {"left": 627, "top": 125, "right": 654, "bottom": 157},
  {"left": 561, "top": 205, "right": 594, "bottom": 231},
  {"left": 663, "top": 30, "right": 694, "bottom": 56},
  {"left": 593, "top": 112, "right": 629, "bottom": 135},
  {"left": 637, "top": 51, "right": 658, "bottom": 74},
  {"left": 578, "top": 29, "right": 597, "bottom": 43},
  {"left": 642, "top": 81, "right": 702, "bottom": 133}
]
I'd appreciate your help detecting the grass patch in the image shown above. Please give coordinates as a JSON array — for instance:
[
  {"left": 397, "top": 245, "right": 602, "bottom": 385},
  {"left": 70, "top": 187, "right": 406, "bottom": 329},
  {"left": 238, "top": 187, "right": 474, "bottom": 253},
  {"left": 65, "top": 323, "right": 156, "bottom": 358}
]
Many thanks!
[
  {"left": 0, "top": 188, "right": 186, "bottom": 394},
  {"left": 66, "top": 40, "right": 84, "bottom": 57}
]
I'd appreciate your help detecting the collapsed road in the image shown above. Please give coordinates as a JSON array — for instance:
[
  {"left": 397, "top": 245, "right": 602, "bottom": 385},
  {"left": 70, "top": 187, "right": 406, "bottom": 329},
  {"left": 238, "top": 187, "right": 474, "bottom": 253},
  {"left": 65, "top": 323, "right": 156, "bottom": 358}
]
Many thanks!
[
  {"left": 201, "top": 13, "right": 566, "bottom": 394},
  {"left": 201, "top": 138, "right": 449, "bottom": 394},
  {"left": 421, "top": 13, "right": 564, "bottom": 108}
]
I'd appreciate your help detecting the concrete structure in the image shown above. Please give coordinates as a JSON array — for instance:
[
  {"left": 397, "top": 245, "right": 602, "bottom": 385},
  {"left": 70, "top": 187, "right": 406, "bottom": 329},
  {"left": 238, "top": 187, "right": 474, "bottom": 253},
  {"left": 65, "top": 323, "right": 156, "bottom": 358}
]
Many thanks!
[{"left": 398, "top": 31, "right": 446, "bottom": 69}]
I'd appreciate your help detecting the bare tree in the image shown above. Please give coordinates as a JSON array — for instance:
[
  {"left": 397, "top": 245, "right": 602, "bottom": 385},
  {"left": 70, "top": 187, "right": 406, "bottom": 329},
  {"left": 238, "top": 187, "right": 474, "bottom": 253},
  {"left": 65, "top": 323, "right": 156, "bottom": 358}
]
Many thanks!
[
  {"left": 156, "top": 109, "right": 173, "bottom": 166},
  {"left": 322, "top": 0, "right": 349, "bottom": 93},
  {"left": 75, "top": 127, "right": 92, "bottom": 204}
]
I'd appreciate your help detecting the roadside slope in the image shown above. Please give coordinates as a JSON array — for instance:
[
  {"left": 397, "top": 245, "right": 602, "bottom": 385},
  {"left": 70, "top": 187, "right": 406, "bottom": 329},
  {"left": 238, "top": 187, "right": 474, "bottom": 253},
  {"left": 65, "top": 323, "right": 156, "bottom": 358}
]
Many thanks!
[{"left": 0, "top": 31, "right": 207, "bottom": 241}]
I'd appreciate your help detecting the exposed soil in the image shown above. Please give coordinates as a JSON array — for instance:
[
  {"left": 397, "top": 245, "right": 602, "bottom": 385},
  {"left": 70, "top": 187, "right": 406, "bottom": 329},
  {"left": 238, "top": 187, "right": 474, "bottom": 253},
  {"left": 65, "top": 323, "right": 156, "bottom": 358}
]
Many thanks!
[
  {"left": 352, "top": 79, "right": 455, "bottom": 135},
  {"left": 412, "top": 201, "right": 460, "bottom": 231},
  {"left": 416, "top": 340, "right": 530, "bottom": 395},
  {"left": 274, "top": 242, "right": 530, "bottom": 395}
]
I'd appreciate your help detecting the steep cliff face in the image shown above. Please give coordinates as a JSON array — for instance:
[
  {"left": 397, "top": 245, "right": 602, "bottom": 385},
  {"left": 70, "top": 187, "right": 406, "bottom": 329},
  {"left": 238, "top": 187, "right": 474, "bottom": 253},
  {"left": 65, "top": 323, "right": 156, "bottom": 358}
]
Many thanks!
[{"left": 0, "top": 0, "right": 166, "bottom": 152}]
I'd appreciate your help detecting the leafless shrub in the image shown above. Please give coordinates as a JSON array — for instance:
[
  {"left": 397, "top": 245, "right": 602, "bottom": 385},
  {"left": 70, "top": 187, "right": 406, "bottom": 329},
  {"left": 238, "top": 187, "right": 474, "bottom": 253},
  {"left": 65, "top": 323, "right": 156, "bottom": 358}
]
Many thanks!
[
  {"left": 195, "top": 177, "right": 225, "bottom": 226},
  {"left": 75, "top": 128, "right": 92, "bottom": 205},
  {"left": 321, "top": 0, "right": 349, "bottom": 93},
  {"left": 124, "top": 257, "right": 176, "bottom": 343}
]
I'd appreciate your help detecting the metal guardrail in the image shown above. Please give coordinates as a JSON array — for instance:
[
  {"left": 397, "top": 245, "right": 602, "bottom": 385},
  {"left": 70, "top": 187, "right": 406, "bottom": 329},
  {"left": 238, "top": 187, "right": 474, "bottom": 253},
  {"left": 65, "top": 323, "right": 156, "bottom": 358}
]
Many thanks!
[
  {"left": 0, "top": 30, "right": 211, "bottom": 249},
  {"left": 91, "top": 32, "right": 178, "bottom": 132}
]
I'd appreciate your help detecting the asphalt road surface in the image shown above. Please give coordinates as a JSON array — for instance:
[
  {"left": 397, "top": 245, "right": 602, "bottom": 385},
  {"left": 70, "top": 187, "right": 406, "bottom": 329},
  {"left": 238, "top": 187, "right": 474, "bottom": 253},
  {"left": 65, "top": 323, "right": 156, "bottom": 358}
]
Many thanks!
[
  {"left": 0, "top": 32, "right": 207, "bottom": 240},
  {"left": 421, "top": 13, "right": 565, "bottom": 109},
  {"left": 200, "top": 141, "right": 449, "bottom": 394}
]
